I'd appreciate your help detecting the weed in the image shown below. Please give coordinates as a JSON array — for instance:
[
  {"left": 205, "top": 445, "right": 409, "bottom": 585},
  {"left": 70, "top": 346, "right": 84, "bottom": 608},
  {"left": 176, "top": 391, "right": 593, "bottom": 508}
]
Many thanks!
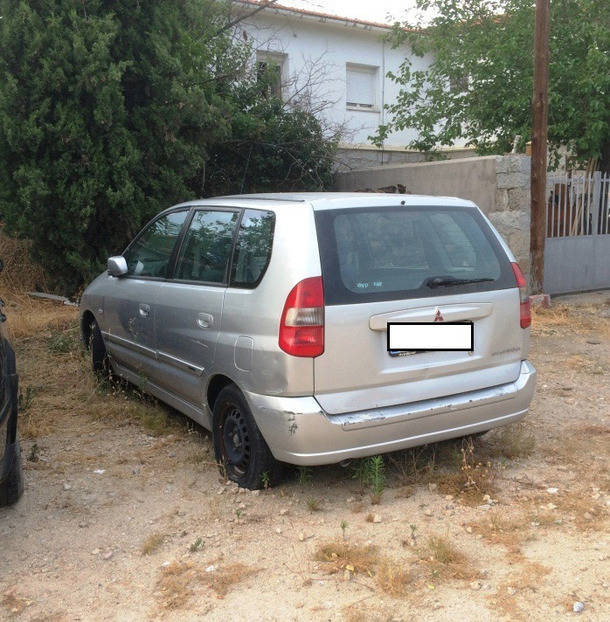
[
  {"left": 27, "top": 443, "right": 39, "bottom": 462},
  {"left": 141, "top": 532, "right": 165, "bottom": 555},
  {"left": 46, "top": 329, "right": 78, "bottom": 354},
  {"left": 365, "top": 513, "right": 374, "bottom": 523},
  {"left": 296, "top": 465, "right": 313, "bottom": 485},
  {"left": 17, "top": 385, "right": 35, "bottom": 412},
  {"left": 260, "top": 470, "right": 270, "bottom": 489},
  {"left": 306, "top": 497, "right": 322, "bottom": 512},
  {"left": 353, "top": 455, "right": 385, "bottom": 502},
  {"left": 189, "top": 538, "right": 204, "bottom": 553},
  {"left": 340, "top": 520, "right": 348, "bottom": 540}
]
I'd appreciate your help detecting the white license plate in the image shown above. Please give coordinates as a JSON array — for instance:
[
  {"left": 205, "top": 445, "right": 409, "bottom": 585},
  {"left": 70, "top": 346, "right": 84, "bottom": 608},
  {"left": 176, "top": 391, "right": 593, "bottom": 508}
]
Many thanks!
[{"left": 387, "top": 322, "right": 474, "bottom": 352}]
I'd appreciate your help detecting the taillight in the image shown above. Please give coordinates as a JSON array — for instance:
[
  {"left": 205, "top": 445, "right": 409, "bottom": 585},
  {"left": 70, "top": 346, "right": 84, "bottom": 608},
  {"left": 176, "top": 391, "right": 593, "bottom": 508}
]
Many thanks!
[
  {"left": 511, "top": 262, "right": 531, "bottom": 329},
  {"left": 279, "top": 277, "right": 324, "bottom": 357}
]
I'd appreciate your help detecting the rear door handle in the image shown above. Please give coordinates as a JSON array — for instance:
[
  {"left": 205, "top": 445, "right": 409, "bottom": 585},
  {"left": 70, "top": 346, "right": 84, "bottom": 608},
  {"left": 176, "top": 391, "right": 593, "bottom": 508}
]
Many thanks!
[
  {"left": 197, "top": 312, "right": 214, "bottom": 329},
  {"left": 139, "top": 303, "right": 151, "bottom": 318}
]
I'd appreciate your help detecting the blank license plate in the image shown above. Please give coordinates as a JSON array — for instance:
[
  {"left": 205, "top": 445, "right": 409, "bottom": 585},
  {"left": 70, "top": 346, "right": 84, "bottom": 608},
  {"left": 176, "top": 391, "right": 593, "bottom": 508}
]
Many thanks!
[{"left": 387, "top": 322, "right": 474, "bottom": 352}]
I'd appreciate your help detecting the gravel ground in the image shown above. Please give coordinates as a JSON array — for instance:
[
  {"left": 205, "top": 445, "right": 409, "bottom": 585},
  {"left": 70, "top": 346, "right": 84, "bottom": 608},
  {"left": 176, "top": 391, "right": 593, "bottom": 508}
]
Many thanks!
[{"left": 0, "top": 293, "right": 608, "bottom": 621}]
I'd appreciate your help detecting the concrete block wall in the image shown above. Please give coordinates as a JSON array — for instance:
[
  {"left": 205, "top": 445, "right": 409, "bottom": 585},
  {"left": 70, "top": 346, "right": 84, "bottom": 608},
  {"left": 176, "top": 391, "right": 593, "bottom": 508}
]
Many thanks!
[{"left": 334, "top": 154, "right": 532, "bottom": 273}]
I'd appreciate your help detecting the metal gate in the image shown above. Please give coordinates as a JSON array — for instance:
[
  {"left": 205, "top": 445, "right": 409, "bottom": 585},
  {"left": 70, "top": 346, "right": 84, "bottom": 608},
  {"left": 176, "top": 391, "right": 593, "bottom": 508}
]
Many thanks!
[{"left": 544, "top": 171, "right": 610, "bottom": 294}]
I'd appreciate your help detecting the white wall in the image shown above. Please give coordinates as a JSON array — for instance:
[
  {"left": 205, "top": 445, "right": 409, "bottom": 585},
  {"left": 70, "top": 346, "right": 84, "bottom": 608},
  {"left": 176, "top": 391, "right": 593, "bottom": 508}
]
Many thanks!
[{"left": 240, "top": 11, "right": 435, "bottom": 148}]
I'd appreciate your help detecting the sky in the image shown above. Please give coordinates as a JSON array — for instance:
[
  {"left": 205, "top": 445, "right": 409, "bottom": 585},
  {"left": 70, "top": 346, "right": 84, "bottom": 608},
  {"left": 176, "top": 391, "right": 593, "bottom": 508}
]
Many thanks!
[{"left": 274, "top": 0, "right": 426, "bottom": 26}]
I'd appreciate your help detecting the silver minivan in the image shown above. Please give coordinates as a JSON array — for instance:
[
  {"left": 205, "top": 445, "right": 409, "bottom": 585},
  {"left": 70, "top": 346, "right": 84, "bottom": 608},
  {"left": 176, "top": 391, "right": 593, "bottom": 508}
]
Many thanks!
[{"left": 80, "top": 193, "right": 536, "bottom": 488}]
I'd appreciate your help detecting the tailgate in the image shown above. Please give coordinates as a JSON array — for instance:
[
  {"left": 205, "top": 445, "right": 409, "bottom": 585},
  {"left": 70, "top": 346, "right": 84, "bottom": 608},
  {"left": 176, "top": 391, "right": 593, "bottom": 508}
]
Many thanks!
[{"left": 313, "top": 203, "right": 524, "bottom": 415}]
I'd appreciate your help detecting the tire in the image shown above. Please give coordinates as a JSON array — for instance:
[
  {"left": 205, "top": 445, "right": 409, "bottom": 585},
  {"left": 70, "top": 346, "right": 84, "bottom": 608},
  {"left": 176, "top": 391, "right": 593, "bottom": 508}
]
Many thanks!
[
  {"left": 0, "top": 341, "right": 23, "bottom": 507},
  {"left": 0, "top": 434, "right": 24, "bottom": 507},
  {"left": 212, "top": 385, "right": 282, "bottom": 490},
  {"left": 90, "top": 320, "right": 110, "bottom": 376}
]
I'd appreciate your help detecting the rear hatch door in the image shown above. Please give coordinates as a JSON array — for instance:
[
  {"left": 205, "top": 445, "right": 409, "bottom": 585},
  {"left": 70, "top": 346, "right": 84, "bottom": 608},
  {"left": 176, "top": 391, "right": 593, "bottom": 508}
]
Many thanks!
[{"left": 313, "top": 204, "right": 522, "bottom": 415}]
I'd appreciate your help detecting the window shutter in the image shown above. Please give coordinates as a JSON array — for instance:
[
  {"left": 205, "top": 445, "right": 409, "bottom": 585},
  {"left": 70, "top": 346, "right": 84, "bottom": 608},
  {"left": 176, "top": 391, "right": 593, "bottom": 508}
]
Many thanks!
[{"left": 346, "top": 65, "right": 377, "bottom": 107}]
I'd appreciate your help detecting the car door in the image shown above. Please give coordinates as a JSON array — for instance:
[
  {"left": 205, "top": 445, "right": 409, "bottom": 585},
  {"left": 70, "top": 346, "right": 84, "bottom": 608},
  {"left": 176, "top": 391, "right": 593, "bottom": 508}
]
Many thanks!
[
  {"left": 154, "top": 208, "right": 240, "bottom": 407},
  {"left": 102, "top": 209, "right": 190, "bottom": 382}
]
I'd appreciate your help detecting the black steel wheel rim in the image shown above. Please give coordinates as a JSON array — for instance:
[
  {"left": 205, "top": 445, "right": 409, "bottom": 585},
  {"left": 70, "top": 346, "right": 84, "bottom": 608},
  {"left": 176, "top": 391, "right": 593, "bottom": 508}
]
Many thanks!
[{"left": 221, "top": 405, "right": 251, "bottom": 475}]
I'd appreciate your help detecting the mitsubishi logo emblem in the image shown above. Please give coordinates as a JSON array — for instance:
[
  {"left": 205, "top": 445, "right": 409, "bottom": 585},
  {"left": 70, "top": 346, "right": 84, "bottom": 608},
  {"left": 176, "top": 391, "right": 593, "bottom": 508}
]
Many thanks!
[{"left": 434, "top": 308, "right": 444, "bottom": 322}]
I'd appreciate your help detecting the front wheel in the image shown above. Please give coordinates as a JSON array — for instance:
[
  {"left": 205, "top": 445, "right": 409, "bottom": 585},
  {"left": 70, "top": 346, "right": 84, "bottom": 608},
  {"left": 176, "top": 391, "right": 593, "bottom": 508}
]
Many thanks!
[
  {"left": 212, "top": 385, "right": 281, "bottom": 490},
  {"left": 89, "top": 320, "right": 110, "bottom": 376}
]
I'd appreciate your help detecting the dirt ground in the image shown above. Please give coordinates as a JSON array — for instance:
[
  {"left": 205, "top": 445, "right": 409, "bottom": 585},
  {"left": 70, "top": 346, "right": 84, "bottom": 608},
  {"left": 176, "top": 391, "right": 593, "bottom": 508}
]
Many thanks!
[{"left": 0, "top": 292, "right": 608, "bottom": 622}]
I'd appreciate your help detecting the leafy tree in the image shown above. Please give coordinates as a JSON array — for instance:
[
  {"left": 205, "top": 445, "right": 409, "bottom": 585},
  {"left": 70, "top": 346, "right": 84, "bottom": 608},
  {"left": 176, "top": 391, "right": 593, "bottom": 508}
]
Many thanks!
[
  {"left": 374, "top": 0, "right": 610, "bottom": 171},
  {"left": 204, "top": 80, "right": 337, "bottom": 196},
  {"left": 0, "top": 1, "right": 335, "bottom": 293}
]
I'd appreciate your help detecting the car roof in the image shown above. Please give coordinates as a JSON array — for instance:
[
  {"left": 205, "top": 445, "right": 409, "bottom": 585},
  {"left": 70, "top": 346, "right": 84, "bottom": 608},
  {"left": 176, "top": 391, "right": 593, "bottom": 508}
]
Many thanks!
[{"left": 169, "top": 192, "right": 477, "bottom": 212}]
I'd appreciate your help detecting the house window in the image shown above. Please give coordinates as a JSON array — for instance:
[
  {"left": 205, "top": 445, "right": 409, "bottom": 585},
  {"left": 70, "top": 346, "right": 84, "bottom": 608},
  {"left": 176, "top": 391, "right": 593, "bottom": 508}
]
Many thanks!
[
  {"left": 346, "top": 64, "right": 378, "bottom": 109},
  {"left": 256, "top": 51, "right": 286, "bottom": 99}
]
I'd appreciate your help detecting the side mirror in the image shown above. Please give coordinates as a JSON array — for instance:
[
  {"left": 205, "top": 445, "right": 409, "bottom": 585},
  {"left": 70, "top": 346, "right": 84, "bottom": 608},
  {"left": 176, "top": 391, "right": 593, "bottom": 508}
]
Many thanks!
[{"left": 107, "top": 256, "right": 128, "bottom": 277}]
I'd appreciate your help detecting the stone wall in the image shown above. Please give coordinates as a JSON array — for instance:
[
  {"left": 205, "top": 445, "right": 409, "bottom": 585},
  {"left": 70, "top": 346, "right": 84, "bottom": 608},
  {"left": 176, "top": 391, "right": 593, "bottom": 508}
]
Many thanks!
[
  {"left": 491, "top": 155, "right": 531, "bottom": 275},
  {"left": 334, "top": 154, "right": 532, "bottom": 273}
]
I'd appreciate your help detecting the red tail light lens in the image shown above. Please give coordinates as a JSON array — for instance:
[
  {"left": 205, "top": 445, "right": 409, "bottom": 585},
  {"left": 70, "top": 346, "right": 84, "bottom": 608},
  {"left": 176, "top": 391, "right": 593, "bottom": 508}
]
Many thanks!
[
  {"left": 511, "top": 262, "right": 531, "bottom": 329},
  {"left": 279, "top": 277, "right": 324, "bottom": 357}
]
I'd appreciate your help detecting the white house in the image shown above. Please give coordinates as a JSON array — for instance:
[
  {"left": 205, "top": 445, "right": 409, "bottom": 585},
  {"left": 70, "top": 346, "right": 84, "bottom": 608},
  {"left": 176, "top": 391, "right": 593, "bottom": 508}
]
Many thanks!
[{"left": 233, "top": 0, "right": 472, "bottom": 169}]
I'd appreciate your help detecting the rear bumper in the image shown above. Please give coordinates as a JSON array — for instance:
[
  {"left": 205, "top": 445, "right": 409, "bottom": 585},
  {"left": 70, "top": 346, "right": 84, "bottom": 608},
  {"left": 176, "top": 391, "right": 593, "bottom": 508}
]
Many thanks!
[{"left": 246, "top": 360, "right": 536, "bottom": 466}]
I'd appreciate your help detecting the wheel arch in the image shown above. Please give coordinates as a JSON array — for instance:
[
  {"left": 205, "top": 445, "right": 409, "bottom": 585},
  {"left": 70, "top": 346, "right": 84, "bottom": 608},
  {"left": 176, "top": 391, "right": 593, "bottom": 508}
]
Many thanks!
[{"left": 206, "top": 374, "right": 237, "bottom": 414}]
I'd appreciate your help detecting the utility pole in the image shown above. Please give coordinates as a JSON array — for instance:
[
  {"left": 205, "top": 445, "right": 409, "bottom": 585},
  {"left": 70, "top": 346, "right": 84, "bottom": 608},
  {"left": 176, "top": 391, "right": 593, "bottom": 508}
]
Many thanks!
[{"left": 529, "top": 0, "right": 550, "bottom": 293}]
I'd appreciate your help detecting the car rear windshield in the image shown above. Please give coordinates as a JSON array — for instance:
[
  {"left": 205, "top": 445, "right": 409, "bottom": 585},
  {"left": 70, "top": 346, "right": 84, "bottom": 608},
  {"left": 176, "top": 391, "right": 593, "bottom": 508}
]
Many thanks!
[{"left": 314, "top": 205, "right": 515, "bottom": 305}]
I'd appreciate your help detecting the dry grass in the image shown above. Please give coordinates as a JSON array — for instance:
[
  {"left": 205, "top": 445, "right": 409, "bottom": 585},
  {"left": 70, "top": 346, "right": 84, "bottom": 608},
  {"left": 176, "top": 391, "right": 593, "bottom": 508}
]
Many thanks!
[
  {"left": 10, "top": 303, "right": 184, "bottom": 442},
  {"left": 488, "top": 561, "right": 551, "bottom": 621},
  {"left": 530, "top": 490, "right": 608, "bottom": 531},
  {"left": 488, "top": 423, "right": 536, "bottom": 459},
  {"left": 468, "top": 512, "right": 531, "bottom": 555},
  {"left": 3, "top": 296, "right": 78, "bottom": 341},
  {"left": 420, "top": 535, "right": 478, "bottom": 581},
  {"left": 531, "top": 301, "right": 610, "bottom": 339},
  {"left": 376, "top": 559, "right": 413, "bottom": 596},
  {"left": 314, "top": 541, "right": 415, "bottom": 597},
  {"left": 155, "top": 560, "right": 257, "bottom": 610},
  {"left": 1, "top": 591, "right": 31, "bottom": 615},
  {"left": 141, "top": 532, "right": 165, "bottom": 555},
  {"left": 314, "top": 542, "right": 379, "bottom": 576},
  {"left": 0, "top": 228, "right": 48, "bottom": 294},
  {"left": 433, "top": 438, "right": 497, "bottom": 505}
]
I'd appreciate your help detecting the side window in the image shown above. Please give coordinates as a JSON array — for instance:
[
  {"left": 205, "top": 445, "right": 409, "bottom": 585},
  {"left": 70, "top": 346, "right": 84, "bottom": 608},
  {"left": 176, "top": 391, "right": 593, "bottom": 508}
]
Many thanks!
[
  {"left": 230, "top": 209, "right": 275, "bottom": 287},
  {"left": 175, "top": 210, "right": 238, "bottom": 283},
  {"left": 123, "top": 210, "right": 188, "bottom": 278}
]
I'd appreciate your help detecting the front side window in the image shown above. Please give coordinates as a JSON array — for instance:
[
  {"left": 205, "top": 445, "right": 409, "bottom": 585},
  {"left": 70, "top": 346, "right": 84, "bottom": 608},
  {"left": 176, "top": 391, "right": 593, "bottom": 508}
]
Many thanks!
[
  {"left": 123, "top": 210, "right": 188, "bottom": 278},
  {"left": 174, "top": 210, "right": 238, "bottom": 283},
  {"left": 230, "top": 209, "right": 275, "bottom": 287}
]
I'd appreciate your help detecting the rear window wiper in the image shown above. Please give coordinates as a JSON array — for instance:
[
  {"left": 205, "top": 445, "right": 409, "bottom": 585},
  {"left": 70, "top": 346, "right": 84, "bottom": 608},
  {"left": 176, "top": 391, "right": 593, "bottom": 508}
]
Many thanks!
[{"left": 424, "top": 275, "right": 495, "bottom": 288}]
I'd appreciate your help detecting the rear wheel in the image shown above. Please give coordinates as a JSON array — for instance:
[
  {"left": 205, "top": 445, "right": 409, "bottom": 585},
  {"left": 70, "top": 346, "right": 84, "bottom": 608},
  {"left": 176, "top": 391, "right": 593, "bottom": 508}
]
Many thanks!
[{"left": 212, "top": 385, "right": 281, "bottom": 490}]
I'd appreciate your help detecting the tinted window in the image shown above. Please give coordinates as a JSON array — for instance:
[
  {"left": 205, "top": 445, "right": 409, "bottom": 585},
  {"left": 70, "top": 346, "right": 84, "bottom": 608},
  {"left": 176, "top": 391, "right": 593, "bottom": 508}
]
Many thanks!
[
  {"left": 315, "top": 206, "right": 513, "bottom": 305},
  {"left": 124, "top": 210, "right": 188, "bottom": 278},
  {"left": 175, "top": 210, "right": 238, "bottom": 283},
  {"left": 230, "top": 209, "right": 275, "bottom": 287}
]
